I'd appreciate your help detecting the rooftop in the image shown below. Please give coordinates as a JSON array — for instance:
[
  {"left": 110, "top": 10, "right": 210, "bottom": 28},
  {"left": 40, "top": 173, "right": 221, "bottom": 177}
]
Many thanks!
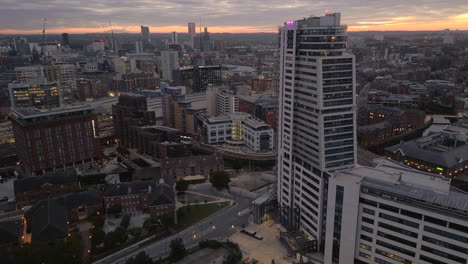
[
  {"left": 385, "top": 132, "right": 468, "bottom": 168},
  {"left": 337, "top": 160, "right": 468, "bottom": 216}
]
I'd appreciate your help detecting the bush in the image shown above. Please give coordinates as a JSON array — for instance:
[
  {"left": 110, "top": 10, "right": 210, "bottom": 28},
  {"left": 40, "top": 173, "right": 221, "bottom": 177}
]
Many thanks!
[
  {"left": 128, "top": 227, "right": 142, "bottom": 240},
  {"left": 90, "top": 214, "right": 105, "bottom": 230}
]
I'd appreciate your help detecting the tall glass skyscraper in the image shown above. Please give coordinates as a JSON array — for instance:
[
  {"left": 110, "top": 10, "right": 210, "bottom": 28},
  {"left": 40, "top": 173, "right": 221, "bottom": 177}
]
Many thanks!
[{"left": 277, "top": 13, "right": 357, "bottom": 249}]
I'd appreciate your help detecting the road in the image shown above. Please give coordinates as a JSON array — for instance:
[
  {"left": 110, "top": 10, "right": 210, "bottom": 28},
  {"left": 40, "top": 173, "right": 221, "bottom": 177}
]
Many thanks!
[{"left": 93, "top": 187, "right": 252, "bottom": 264}]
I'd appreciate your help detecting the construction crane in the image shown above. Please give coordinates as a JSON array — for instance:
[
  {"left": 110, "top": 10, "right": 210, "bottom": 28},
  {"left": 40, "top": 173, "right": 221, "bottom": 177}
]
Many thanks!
[{"left": 42, "top": 18, "right": 47, "bottom": 44}]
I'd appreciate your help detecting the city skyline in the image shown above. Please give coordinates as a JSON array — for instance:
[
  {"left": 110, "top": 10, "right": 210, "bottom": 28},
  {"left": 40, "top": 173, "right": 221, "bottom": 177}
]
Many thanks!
[{"left": 1, "top": 0, "right": 468, "bottom": 34}]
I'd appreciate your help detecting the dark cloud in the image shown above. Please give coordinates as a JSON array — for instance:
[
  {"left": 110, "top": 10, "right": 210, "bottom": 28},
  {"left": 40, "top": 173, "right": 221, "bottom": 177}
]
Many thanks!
[{"left": 0, "top": 0, "right": 467, "bottom": 31}]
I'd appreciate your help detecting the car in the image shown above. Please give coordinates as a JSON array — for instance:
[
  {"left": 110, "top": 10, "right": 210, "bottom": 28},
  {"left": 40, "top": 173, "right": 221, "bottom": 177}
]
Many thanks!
[{"left": 0, "top": 197, "right": 8, "bottom": 203}]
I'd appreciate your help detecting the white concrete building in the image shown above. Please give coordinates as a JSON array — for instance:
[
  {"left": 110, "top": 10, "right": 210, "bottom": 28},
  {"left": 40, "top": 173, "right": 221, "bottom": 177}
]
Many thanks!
[
  {"left": 277, "top": 12, "right": 357, "bottom": 247},
  {"left": 203, "top": 112, "right": 274, "bottom": 152},
  {"left": 216, "top": 91, "right": 239, "bottom": 116},
  {"left": 325, "top": 159, "right": 468, "bottom": 264}
]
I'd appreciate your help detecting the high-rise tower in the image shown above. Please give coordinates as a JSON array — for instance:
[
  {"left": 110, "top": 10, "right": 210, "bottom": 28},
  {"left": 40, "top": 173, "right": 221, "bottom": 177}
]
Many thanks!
[
  {"left": 277, "top": 13, "right": 357, "bottom": 249},
  {"left": 141, "top": 25, "right": 150, "bottom": 43}
]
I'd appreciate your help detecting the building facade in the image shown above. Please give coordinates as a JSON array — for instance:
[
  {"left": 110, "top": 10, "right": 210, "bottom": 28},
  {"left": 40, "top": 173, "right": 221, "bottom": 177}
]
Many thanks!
[
  {"left": 112, "top": 94, "right": 156, "bottom": 148},
  {"left": 277, "top": 13, "right": 357, "bottom": 248},
  {"left": 10, "top": 106, "right": 102, "bottom": 176},
  {"left": 173, "top": 65, "right": 222, "bottom": 93},
  {"left": 8, "top": 79, "right": 59, "bottom": 109},
  {"left": 202, "top": 112, "right": 274, "bottom": 152},
  {"left": 324, "top": 159, "right": 468, "bottom": 264}
]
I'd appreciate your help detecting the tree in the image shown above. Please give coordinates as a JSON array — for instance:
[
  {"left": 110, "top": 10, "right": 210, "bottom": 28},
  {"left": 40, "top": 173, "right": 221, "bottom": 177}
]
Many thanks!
[
  {"left": 169, "top": 238, "right": 187, "bottom": 262},
  {"left": 120, "top": 214, "right": 131, "bottom": 230},
  {"left": 104, "top": 226, "right": 128, "bottom": 249},
  {"left": 126, "top": 251, "right": 152, "bottom": 264},
  {"left": 176, "top": 178, "right": 189, "bottom": 192},
  {"left": 128, "top": 227, "right": 142, "bottom": 240},
  {"left": 232, "top": 159, "right": 244, "bottom": 171},
  {"left": 90, "top": 214, "right": 105, "bottom": 229},
  {"left": 91, "top": 229, "right": 106, "bottom": 249},
  {"left": 108, "top": 204, "right": 123, "bottom": 218},
  {"left": 210, "top": 170, "right": 231, "bottom": 190}
]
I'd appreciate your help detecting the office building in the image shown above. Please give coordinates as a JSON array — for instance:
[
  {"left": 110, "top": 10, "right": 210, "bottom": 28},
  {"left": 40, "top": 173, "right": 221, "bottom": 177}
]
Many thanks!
[
  {"left": 214, "top": 39, "right": 225, "bottom": 51},
  {"left": 160, "top": 51, "right": 179, "bottom": 82},
  {"left": 113, "top": 57, "right": 132, "bottom": 74},
  {"left": 112, "top": 94, "right": 156, "bottom": 148},
  {"left": 216, "top": 90, "right": 239, "bottom": 116},
  {"left": 15, "top": 66, "right": 44, "bottom": 83},
  {"left": 141, "top": 25, "right": 150, "bottom": 43},
  {"left": 249, "top": 77, "right": 274, "bottom": 94},
  {"left": 202, "top": 112, "right": 274, "bottom": 152},
  {"left": 61, "top": 33, "right": 69, "bottom": 46},
  {"left": 161, "top": 84, "right": 200, "bottom": 134},
  {"left": 324, "top": 159, "right": 468, "bottom": 264},
  {"left": 171, "top": 32, "right": 178, "bottom": 44},
  {"left": 188, "top": 22, "right": 196, "bottom": 38},
  {"left": 173, "top": 65, "right": 222, "bottom": 93},
  {"left": 239, "top": 92, "right": 278, "bottom": 129},
  {"left": 43, "top": 64, "right": 77, "bottom": 103},
  {"left": 188, "top": 22, "right": 196, "bottom": 48},
  {"left": 8, "top": 79, "right": 59, "bottom": 109},
  {"left": 277, "top": 13, "right": 356, "bottom": 248},
  {"left": 136, "top": 39, "right": 143, "bottom": 53},
  {"left": 385, "top": 131, "right": 468, "bottom": 178},
  {"left": 10, "top": 106, "right": 102, "bottom": 176},
  {"left": 76, "top": 78, "right": 98, "bottom": 101},
  {"left": 112, "top": 72, "right": 159, "bottom": 92}
]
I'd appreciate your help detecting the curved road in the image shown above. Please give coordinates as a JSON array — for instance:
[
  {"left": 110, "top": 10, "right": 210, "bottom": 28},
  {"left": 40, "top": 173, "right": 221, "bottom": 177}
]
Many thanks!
[{"left": 93, "top": 188, "right": 251, "bottom": 264}]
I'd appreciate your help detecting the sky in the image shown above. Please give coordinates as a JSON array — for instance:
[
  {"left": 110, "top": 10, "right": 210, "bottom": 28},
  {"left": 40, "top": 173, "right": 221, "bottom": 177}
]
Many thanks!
[{"left": 1, "top": 0, "right": 468, "bottom": 34}]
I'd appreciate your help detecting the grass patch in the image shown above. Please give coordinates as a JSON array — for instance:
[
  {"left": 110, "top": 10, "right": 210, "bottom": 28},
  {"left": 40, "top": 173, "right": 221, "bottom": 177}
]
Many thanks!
[{"left": 170, "top": 202, "right": 230, "bottom": 232}]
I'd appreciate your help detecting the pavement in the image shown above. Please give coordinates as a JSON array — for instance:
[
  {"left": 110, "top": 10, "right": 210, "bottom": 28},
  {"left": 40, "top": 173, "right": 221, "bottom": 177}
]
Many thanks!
[
  {"left": 93, "top": 187, "right": 252, "bottom": 264},
  {"left": 230, "top": 220, "right": 293, "bottom": 264}
]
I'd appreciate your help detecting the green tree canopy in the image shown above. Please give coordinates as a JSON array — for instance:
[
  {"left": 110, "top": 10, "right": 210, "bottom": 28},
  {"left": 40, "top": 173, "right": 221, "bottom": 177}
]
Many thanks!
[
  {"left": 169, "top": 237, "right": 187, "bottom": 262},
  {"left": 125, "top": 251, "right": 152, "bottom": 264},
  {"left": 176, "top": 178, "right": 189, "bottom": 192},
  {"left": 210, "top": 170, "right": 231, "bottom": 190}
]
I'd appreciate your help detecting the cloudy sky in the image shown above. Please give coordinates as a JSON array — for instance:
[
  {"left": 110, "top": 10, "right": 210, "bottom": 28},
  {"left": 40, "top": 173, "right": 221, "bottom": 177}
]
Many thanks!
[{"left": 1, "top": 0, "right": 467, "bottom": 34}]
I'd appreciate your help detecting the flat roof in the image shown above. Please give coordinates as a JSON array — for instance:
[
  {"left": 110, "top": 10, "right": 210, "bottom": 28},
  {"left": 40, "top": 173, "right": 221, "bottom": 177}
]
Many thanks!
[
  {"left": 10, "top": 105, "right": 94, "bottom": 119},
  {"left": 335, "top": 161, "right": 468, "bottom": 216}
]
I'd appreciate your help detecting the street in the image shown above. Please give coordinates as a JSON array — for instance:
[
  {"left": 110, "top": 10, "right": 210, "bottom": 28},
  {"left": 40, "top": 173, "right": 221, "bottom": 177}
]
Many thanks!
[{"left": 93, "top": 187, "right": 252, "bottom": 264}]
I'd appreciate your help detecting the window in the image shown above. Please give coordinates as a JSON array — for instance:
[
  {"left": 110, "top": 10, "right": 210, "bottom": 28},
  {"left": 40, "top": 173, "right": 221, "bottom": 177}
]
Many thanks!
[
  {"left": 378, "top": 222, "right": 418, "bottom": 238},
  {"left": 422, "top": 236, "right": 468, "bottom": 254},
  {"left": 361, "top": 225, "right": 373, "bottom": 234},
  {"left": 379, "top": 203, "right": 399, "bottom": 213},
  {"left": 376, "top": 240, "right": 415, "bottom": 257},
  {"left": 362, "top": 207, "right": 375, "bottom": 216},
  {"left": 424, "top": 215, "right": 447, "bottom": 227},
  {"left": 360, "top": 243, "right": 372, "bottom": 251},
  {"left": 424, "top": 226, "right": 468, "bottom": 244},
  {"left": 421, "top": 245, "right": 466, "bottom": 263},
  {"left": 401, "top": 209, "right": 422, "bottom": 220},
  {"left": 362, "top": 217, "right": 374, "bottom": 225},
  {"left": 377, "top": 231, "right": 417, "bottom": 247},
  {"left": 379, "top": 213, "right": 419, "bottom": 228},
  {"left": 331, "top": 185, "right": 344, "bottom": 263},
  {"left": 360, "top": 234, "right": 372, "bottom": 242}
]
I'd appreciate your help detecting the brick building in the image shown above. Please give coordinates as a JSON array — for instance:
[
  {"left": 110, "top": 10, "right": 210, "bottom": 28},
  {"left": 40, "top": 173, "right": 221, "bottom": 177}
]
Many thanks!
[
  {"left": 238, "top": 92, "right": 278, "bottom": 130},
  {"left": 10, "top": 106, "right": 102, "bottom": 176},
  {"left": 14, "top": 172, "right": 79, "bottom": 208},
  {"left": 160, "top": 153, "right": 224, "bottom": 178},
  {"left": 103, "top": 181, "right": 175, "bottom": 217},
  {"left": 248, "top": 78, "right": 273, "bottom": 94}
]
